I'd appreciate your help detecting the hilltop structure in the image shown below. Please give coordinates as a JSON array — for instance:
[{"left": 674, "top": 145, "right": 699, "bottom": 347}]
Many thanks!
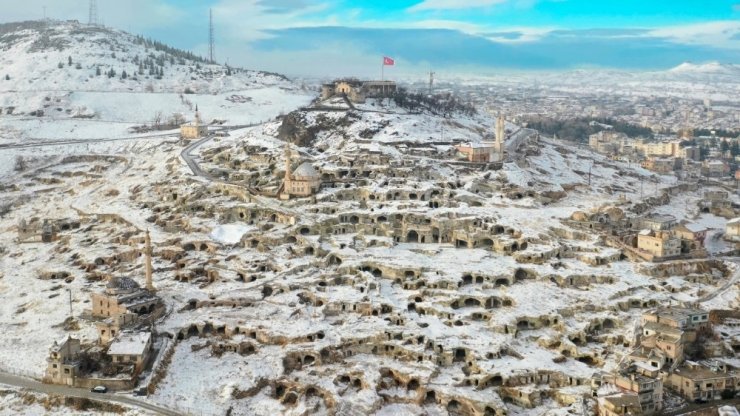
[{"left": 320, "top": 79, "right": 397, "bottom": 104}]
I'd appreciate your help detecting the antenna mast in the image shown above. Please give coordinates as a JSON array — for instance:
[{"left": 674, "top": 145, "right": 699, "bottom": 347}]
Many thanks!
[
  {"left": 209, "top": 8, "right": 215, "bottom": 63},
  {"left": 88, "top": 0, "right": 98, "bottom": 26}
]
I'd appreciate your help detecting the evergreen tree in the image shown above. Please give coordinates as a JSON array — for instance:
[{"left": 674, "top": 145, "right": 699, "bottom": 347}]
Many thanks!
[
  {"left": 121, "top": 70, "right": 127, "bottom": 80},
  {"left": 58, "top": 62, "right": 64, "bottom": 69},
  {"left": 731, "top": 141, "right": 739, "bottom": 157},
  {"left": 138, "top": 62, "right": 144, "bottom": 75},
  {"left": 75, "top": 63, "right": 82, "bottom": 69},
  {"left": 68, "top": 56, "right": 72, "bottom": 66},
  {"left": 96, "top": 66, "right": 101, "bottom": 76},
  {"left": 4, "top": 74, "right": 9, "bottom": 81}
]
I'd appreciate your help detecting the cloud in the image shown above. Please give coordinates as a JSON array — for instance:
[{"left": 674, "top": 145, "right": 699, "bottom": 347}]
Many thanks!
[
  {"left": 256, "top": 0, "right": 315, "bottom": 14},
  {"left": 648, "top": 20, "right": 740, "bottom": 48},
  {"left": 250, "top": 25, "right": 739, "bottom": 76},
  {"left": 408, "top": 0, "right": 508, "bottom": 12}
]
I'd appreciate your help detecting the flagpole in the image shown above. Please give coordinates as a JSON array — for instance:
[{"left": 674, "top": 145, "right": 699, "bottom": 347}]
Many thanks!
[{"left": 381, "top": 57, "right": 384, "bottom": 81}]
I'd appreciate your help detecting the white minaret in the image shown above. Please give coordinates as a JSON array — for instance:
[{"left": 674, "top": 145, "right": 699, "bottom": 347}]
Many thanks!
[
  {"left": 494, "top": 115, "right": 506, "bottom": 161},
  {"left": 194, "top": 104, "right": 202, "bottom": 125}
]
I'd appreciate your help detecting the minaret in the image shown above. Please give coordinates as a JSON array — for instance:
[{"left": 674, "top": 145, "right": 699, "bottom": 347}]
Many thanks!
[
  {"left": 284, "top": 143, "right": 292, "bottom": 192},
  {"left": 495, "top": 115, "right": 506, "bottom": 156},
  {"left": 145, "top": 230, "right": 154, "bottom": 292},
  {"left": 194, "top": 104, "right": 201, "bottom": 125}
]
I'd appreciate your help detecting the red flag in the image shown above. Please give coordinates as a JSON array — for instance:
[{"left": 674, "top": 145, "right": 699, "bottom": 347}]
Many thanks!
[{"left": 383, "top": 56, "right": 395, "bottom": 66}]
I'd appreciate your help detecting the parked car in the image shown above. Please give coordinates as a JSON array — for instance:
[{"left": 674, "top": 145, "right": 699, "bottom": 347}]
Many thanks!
[
  {"left": 133, "top": 387, "right": 147, "bottom": 397},
  {"left": 693, "top": 398, "right": 708, "bottom": 404},
  {"left": 90, "top": 385, "right": 107, "bottom": 394}
]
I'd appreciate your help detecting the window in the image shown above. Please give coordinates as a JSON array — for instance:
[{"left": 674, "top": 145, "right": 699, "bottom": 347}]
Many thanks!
[
  {"left": 52, "top": 364, "right": 57, "bottom": 368},
  {"left": 64, "top": 368, "right": 70, "bottom": 374}
]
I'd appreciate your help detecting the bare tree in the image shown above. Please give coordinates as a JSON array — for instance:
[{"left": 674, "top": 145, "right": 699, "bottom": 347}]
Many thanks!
[
  {"left": 171, "top": 113, "right": 185, "bottom": 126},
  {"left": 153, "top": 111, "right": 163, "bottom": 128}
]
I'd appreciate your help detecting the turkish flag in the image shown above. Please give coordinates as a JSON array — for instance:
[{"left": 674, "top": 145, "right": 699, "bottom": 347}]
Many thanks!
[{"left": 383, "top": 56, "right": 395, "bottom": 66}]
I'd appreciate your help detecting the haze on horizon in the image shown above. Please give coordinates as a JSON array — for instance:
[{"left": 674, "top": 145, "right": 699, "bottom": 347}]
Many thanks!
[{"left": 1, "top": 0, "right": 738, "bottom": 77}]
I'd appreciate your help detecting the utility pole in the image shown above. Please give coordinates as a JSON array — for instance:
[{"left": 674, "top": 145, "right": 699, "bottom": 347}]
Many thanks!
[
  {"left": 88, "top": 0, "right": 98, "bottom": 26},
  {"left": 66, "top": 288, "right": 73, "bottom": 318},
  {"left": 209, "top": 8, "right": 215, "bottom": 63},
  {"left": 588, "top": 163, "right": 592, "bottom": 186}
]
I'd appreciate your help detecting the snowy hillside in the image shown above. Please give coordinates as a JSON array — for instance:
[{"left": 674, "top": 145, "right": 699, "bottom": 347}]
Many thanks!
[
  {"left": 0, "top": 20, "right": 288, "bottom": 94},
  {"left": 0, "top": 20, "right": 314, "bottom": 171}
]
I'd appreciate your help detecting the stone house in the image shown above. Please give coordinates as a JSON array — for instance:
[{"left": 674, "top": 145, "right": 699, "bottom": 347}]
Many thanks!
[
  {"left": 612, "top": 372, "right": 663, "bottom": 414},
  {"left": 673, "top": 223, "right": 707, "bottom": 250},
  {"left": 725, "top": 218, "right": 740, "bottom": 242},
  {"left": 96, "top": 313, "right": 138, "bottom": 345},
  {"left": 107, "top": 332, "right": 152, "bottom": 374},
  {"left": 597, "top": 393, "right": 641, "bottom": 416},
  {"left": 642, "top": 307, "right": 710, "bottom": 331},
  {"left": 702, "top": 160, "right": 728, "bottom": 178},
  {"left": 640, "top": 323, "right": 686, "bottom": 365},
  {"left": 44, "top": 336, "right": 82, "bottom": 386},
  {"left": 668, "top": 361, "right": 737, "bottom": 401},
  {"left": 638, "top": 214, "right": 677, "bottom": 232},
  {"left": 641, "top": 157, "right": 675, "bottom": 174},
  {"left": 637, "top": 230, "right": 681, "bottom": 258}
]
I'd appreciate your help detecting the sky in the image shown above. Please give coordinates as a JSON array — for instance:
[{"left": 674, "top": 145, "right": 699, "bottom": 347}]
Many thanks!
[{"left": 0, "top": 0, "right": 739, "bottom": 77}]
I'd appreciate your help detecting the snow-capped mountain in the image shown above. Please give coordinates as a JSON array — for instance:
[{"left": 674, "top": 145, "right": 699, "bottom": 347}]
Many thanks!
[{"left": 668, "top": 61, "right": 740, "bottom": 75}]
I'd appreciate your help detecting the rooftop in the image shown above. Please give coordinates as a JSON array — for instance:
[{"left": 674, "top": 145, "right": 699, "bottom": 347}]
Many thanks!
[{"left": 108, "top": 332, "right": 151, "bottom": 356}]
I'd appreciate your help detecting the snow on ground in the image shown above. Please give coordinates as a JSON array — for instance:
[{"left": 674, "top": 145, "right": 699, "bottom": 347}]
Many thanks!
[
  {"left": 151, "top": 338, "right": 284, "bottom": 416},
  {"left": 210, "top": 224, "right": 255, "bottom": 245}
]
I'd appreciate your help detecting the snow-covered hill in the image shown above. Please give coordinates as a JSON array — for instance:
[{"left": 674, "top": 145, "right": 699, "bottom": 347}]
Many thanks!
[
  {"left": 0, "top": 20, "right": 288, "bottom": 94},
  {"left": 0, "top": 20, "right": 313, "bottom": 151}
]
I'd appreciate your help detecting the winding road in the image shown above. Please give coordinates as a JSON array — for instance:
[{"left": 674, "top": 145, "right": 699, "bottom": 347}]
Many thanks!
[{"left": 0, "top": 372, "right": 182, "bottom": 416}]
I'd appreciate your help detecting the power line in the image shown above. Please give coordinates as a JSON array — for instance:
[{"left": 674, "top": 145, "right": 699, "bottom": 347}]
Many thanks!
[{"left": 209, "top": 8, "right": 215, "bottom": 63}]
